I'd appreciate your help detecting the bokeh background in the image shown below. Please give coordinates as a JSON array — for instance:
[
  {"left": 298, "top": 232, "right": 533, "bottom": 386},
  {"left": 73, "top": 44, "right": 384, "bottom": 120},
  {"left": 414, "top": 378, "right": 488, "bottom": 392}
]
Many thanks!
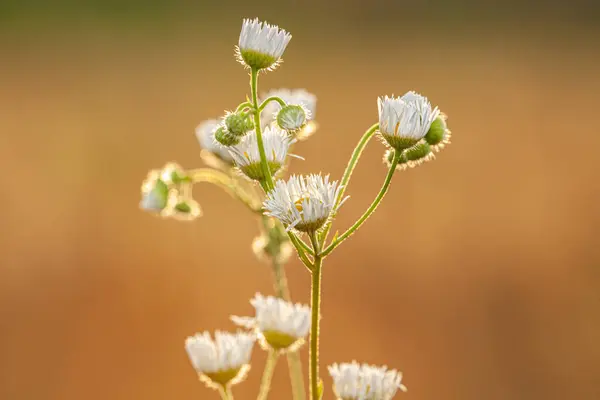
[{"left": 2, "top": 1, "right": 600, "bottom": 399}]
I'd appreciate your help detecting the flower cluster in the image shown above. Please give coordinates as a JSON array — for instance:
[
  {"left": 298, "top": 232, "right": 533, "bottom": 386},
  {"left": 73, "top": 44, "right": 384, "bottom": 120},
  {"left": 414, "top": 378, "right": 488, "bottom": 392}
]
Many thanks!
[
  {"left": 139, "top": 162, "right": 200, "bottom": 220},
  {"left": 139, "top": 16, "right": 453, "bottom": 400}
]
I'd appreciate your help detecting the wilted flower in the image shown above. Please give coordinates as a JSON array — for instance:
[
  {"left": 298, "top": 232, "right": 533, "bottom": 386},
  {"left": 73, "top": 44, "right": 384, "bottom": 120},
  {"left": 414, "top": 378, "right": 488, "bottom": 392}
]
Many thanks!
[
  {"left": 263, "top": 174, "right": 347, "bottom": 233},
  {"left": 237, "top": 18, "right": 292, "bottom": 71},
  {"left": 228, "top": 126, "right": 296, "bottom": 181},
  {"left": 328, "top": 361, "right": 407, "bottom": 400},
  {"left": 231, "top": 293, "right": 310, "bottom": 352},
  {"left": 185, "top": 330, "right": 256, "bottom": 389},
  {"left": 378, "top": 91, "right": 439, "bottom": 151}
]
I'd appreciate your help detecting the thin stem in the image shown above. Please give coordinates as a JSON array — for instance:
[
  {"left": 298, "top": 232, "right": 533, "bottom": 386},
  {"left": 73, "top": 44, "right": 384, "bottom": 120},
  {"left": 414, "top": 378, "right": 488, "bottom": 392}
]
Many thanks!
[
  {"left": 218, "top": 386, "right": 233, "bottom": 400},
  {"left": 250, "top": 67, "right": 274, "bottom": 190},
  {"left": 257, "top": 351, "right": 279, "bottom": 400},
  {"left": 308, "top": 232, "right": 323, "bottom": 400},
  {"left": 235, "top": 101, "right": 252, "bottom": 112},
  {"left": 258, "top": 95, "right": 287, "bottom": 112},
  {"left": 187, "top": 168, "right": 260, "bottom": 212},
  {"left": 322, "top": 149, "right": 400, "bottom": 257},
  {"left": 288, "top": 232, "right": 314, "bottom": 271},
  {"left": 320, "top": 123, "right": 379, "bottom": 243}
]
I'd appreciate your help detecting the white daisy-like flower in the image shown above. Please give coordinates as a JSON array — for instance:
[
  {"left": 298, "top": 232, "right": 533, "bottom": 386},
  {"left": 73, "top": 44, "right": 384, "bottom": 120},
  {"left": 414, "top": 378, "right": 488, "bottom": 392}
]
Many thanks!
[
  {"left": 195, "top": 119, "right": 235, "bottom": 164},
  {"left": 328, "top": 361, "right": 407, "bottom": 400},
  {"left": 378, "top": 91, "right": 440, "bottom": 151},
  {"left": 237, "top": 18, "right": 292, "bottom": 71},
  {"left": 263, "top": 174, "right": 347, "bottom": 233},
  {"left": 231, "top": 293, "right": 311, "bottom": 352},
  {"left": 185, "top": 330, "right": 256, "bottom": 389},
  {"left": 227, "top": 126, "right": 296, "bottom": 181}
]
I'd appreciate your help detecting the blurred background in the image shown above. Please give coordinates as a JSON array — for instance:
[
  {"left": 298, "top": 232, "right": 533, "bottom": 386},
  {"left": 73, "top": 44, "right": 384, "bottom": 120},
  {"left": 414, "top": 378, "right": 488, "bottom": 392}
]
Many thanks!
[{"left": 1, "top": 0, "right": 600, "bottom": 399}]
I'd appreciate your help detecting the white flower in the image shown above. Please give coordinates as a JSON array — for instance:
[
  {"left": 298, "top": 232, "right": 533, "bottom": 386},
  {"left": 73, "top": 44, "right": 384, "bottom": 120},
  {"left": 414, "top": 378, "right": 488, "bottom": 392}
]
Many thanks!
[
  {"left": 185, "top": 330, "right": 256, "bottom": 389},
  {"left": 328, "top": 362, "right": 407, "bottom": 400},
  {"left": 263, "top": 174, "right": 347, "bottom": 233},
  {"left": 231, "top": 293, "right": 311, "bottom": 352},
  {"left": 237, "top": 18, "right": 292, "bottom": 70},
  {"left": 195, "top": 119, "right": 234, "bottom": 164},
  {"left": 228, "top": 126, "right": 296, "bottom": 180},
  {"left": 261, "top": 88, "right": 317, "bottom": 126},
  {"left": 378, "top": 91, "right": 440, "bottom": 150}
]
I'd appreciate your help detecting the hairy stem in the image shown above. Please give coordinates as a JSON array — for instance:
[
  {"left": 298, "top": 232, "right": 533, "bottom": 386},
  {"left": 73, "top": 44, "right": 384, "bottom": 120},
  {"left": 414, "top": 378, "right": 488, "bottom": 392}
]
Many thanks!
[
  {"left": 218, "top": 386, "right": 233, "bottom": 400},
  {"left": 258, "top": 95, "right": 287, "bottom": 112},
  {"left": 308, "top": 232, "right": 323, "bottom": 400},
  {"left": 250, "top": 67, "right": 274, "bottom": 190},
  {"left": 322, "top": 149, "right": 400, "bottom": 257},
  {"left": 320, "top": 123, "right": 379, "bottom": 243},
  {"left": 257, "top": 351, "right": 279, "bottom": 400}
]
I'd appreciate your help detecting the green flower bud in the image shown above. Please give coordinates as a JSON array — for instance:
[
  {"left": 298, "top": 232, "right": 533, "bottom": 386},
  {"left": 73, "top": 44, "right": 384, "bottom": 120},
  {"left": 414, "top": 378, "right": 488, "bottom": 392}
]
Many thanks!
[
  {"left": 171, "top": 199, "right": 201, "bottom": 221},
  {"left": 276, "top": 104, "right": 307, "bottom": 133},
  {"left": 404, "top": 141, "right": 431, "bottom": 161},
  {"left": 214, "top": 126, "right": 240, "bottom": 146},
  {"left": 224, "top": 112, "right": 254, "bottom": 137},
  {"left": 140, "top": 177, "right": 169, "bottom": 212},
  {"left": 425, "top": 117, "right": 446, "bottom": 146}
]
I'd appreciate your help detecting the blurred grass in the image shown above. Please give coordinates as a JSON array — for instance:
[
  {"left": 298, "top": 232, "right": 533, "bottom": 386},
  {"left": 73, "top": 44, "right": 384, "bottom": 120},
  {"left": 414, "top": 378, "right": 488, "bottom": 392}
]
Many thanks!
[{"left": 1, "top": 2, "right": 600, "bottom": 400}]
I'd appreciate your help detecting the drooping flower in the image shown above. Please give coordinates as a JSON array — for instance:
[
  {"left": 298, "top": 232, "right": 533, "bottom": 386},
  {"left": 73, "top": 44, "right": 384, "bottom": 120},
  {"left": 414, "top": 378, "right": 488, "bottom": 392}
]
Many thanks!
[
  {"left": 261, "top": 88, "right": 317, "bottom": 139},
  {"left": 328, "top": 361, "right": 407, "bottom": 400},
  {"left": 185, "top": 330, "right": 256, "bottom": 389},
  {"left": 237, "top": 18, "right": 292, "bottom": 71},
  {"left": 263, "top": 174, "right": 346, "bottom": 233},
  {"left": 228, "top": 126, "right": 296, "bottom": 181},
  {"left": 231, "top": 293, "right": 310, "bottom": 352},
  {"left": 378, "top": 91, "right": 440, "bottom": 151}
]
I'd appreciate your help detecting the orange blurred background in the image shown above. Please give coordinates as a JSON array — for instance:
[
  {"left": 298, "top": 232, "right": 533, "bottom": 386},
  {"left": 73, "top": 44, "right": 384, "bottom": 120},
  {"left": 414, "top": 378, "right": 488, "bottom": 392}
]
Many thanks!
[{"left": 1, "top": 1, "right": 600, "bottom": 399}]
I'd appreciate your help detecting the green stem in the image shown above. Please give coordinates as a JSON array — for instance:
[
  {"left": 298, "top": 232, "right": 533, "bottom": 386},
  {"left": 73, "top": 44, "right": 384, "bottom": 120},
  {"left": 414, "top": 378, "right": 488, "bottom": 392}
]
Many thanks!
[
  {"left": 288, "top": 232, "right": 314, "bottom": 271},
  {"left": 321, "top": 149, "right": 400, "bottom": 257},
  {"left": 271, "top": 261, "right": 306, "bottom": 400},
  {"left": 320, "top": 123, "right": 379, "bottom": 243},
  {"left": 308, "top": 232, "right": 323, "bottom": 400},
  {"left": 187, "top": 168, "right": 260, "bottom": 212},
  {"left": 257, "top": 351, "right": 279, "bottom": 400},
  {"left": 250, "top": 67, "right": 274, "bottom": 190},
  {"left": 235, "top": 101, "right": 252, "bottom": 112},
  {"left": 258, "top": 95, "right": 287, "bottom": 112}
]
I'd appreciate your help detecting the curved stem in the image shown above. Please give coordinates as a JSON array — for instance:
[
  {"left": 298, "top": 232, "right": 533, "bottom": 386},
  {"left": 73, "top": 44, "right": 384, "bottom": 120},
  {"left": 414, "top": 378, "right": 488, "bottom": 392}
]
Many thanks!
[
  {"left": 288, "top": 232, "right": 314, "bottom": 271},
  {"left": 187, "top": 168, "right": 260, "bottom": 212},
  {"left": 308, "top": 232, "right": 323, "bottom": 400},
  {"left": 321, "top": 149, "right": 400, "bottom": 257},
  {"left": 257, "top": 351, "right": 279, "bottom": 400},
  {"left": 235, "top": 101, "right": 252, "bottom": 112},
  {"left": 250, "top": 68, "right": 274, "bottom": 190},
  {"left": 258, "top": 95, "right": 287, "bottom": 112},
  {"left": 320, "top": 123, "right": 379, "bottom": 243}
]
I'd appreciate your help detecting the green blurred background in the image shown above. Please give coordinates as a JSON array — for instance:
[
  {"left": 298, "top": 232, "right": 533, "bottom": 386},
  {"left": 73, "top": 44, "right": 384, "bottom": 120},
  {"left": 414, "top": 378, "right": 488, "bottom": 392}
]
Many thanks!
[{"left": 1, "top": 1, "right": 599, "bottom": 399}]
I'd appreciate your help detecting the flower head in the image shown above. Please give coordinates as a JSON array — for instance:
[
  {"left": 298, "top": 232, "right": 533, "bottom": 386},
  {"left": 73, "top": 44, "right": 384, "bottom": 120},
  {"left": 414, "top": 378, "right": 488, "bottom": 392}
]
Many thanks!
[
  {"left": 140, "top": 163, "right": 201, "bottom": 221},
  {"left": 263, "top": 174, "right": 346, "bottom": 233},
  {"left": 328, "top": 361, "right": 407, "bottom": 400},
  {"left": 261, "top": 88, "right": 317, "bottom": 140},
  {"left": 424, "top": 112, "right": 451, "bottom": 153},
  {"left": 195, "top": 119, "right": 235, "bottom": 165},
  {"left": 185, "top": 330, "right": 256, "bottom": 389},
  {"left": 231, "top": 293, "right": 311, "bottom": 352},
  {"left": 237, "top": 18, "right": 292, "bottom": 70},
  {"left": 228, "top": 126, "right": 295, "bottom": 181},
  {"left": 378, "top": 91, "right": 440, "bottom": 151}
]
